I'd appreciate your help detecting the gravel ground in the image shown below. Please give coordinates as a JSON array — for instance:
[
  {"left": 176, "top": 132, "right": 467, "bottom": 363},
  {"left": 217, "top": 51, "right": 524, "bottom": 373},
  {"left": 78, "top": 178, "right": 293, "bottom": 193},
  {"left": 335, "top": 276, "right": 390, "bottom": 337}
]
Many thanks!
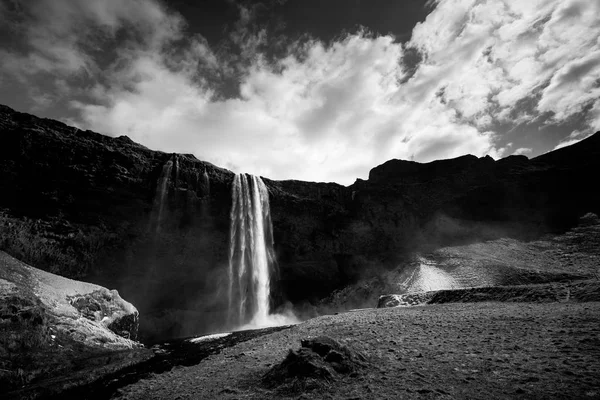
[{"left": 115, "top": 301, "right": 600, "bottom": 399}]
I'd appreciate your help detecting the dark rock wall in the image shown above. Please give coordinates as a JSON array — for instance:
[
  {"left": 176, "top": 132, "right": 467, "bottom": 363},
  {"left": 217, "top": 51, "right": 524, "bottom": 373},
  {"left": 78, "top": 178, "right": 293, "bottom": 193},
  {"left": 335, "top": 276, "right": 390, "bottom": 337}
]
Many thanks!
[
  {"left": 0, "top": 105, "right": 235, "bottom": 341},
  {"left": 1, "top": 104, "right": 599, "bottom": 341}
]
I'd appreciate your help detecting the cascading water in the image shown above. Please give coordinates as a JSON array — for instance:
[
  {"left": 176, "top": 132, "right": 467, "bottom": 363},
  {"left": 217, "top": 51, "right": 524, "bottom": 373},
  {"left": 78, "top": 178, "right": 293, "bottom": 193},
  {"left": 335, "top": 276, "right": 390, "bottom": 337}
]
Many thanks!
[
  {"left": 202, "top": 170, "right": 210, "bottom": 196},
  {"left": 227, "top": 173, "right": 277, "bottom": 328},
  {"left": 151, "top": 159, "right": 173, "bottom": 234},
  {"left": 174, "top": 156, "right": 180, "bottom": 186}
]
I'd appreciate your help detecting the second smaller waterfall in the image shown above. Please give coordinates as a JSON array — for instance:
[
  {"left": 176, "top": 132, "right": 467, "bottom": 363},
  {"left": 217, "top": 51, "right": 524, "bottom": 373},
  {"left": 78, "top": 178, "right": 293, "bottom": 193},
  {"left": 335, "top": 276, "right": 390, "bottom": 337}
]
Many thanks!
[
  {"left": 151, "top": 159, "right": 173, "bottom": 234},
  {"left": 202, "top": 169, "right": 210, "bottom": 197}
]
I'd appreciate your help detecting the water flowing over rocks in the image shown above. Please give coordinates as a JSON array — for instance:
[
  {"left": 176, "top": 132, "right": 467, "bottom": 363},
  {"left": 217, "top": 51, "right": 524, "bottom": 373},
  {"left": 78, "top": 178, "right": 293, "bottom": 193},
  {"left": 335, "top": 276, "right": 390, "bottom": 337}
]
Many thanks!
[{"left": 149, "top": 159, "right": 174, "bottom": 234}]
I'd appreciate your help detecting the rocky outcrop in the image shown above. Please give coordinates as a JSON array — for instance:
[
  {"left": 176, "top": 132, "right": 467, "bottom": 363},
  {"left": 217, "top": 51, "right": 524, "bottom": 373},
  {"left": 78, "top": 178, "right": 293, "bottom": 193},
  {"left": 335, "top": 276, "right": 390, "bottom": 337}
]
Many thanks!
[
  {"left": 1, "top": 103, "right": 599, "bottom": 341},
  {"left": 0, "top": 251, "right": 149, "bottom": 396}
]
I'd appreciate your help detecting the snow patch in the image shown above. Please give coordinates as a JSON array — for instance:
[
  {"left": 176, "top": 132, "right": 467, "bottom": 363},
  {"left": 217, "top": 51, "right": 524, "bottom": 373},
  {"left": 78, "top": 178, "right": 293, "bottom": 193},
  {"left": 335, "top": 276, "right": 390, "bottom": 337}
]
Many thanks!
[{"left": 402, "top": 257, "right": 460, "bottom": 293}]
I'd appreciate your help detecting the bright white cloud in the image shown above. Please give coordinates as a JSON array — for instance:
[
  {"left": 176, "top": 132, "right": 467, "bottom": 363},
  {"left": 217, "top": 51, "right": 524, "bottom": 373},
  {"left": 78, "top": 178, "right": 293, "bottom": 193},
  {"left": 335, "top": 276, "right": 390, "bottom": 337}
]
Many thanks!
[
  {"left": 512, "top": 147, "right": 532, "bottom": 156},
  {"left": 538, "top": 50, "right": 600, "bottom": 120},
  {"left": 589, "top": 102, "right": 600, "bottom": 132},
  {"left": 553, "top": 129, "right": 595, "bottom": 150},
  {"left": 408, "top": 0, "right": 600, "bottom": 128},
  {"left": 1, "top": 0, "right": 599, "bottom": 184},
  {"left": 75, "top": 30, "right": 502, "bottom": 183}
]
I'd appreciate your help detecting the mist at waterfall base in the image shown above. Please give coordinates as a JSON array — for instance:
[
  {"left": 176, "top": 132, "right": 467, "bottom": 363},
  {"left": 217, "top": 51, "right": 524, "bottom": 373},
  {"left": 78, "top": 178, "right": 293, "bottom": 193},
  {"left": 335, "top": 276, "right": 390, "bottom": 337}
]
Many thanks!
[
  {"left": 226, "top": 173, "right": 299, "bottom": 331},
  {"left": 112, "top": 165, "right": 298, "bottom": 342}
]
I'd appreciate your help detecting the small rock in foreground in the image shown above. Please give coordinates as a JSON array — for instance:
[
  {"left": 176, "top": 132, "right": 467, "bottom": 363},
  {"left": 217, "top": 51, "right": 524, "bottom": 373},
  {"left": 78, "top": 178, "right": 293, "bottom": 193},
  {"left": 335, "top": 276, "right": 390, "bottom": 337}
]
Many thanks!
[{"left": 262, "top": 335, "right": 367, "bottom": 393}]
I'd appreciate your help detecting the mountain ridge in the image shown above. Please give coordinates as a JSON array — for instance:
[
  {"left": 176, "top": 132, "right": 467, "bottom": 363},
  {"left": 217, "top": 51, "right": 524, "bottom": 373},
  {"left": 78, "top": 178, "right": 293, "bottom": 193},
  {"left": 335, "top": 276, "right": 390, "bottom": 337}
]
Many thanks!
[
  {"left": 1, "top": 103, "right": 599, "bottom": 341},
  {"left": 5, "top": 103, "right": 598, "bottom": 187}
]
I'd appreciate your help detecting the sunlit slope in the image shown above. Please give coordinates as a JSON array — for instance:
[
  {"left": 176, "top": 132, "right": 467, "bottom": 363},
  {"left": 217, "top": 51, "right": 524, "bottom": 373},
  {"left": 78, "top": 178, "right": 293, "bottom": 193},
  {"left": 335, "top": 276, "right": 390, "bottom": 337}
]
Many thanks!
[{"left": 321, "top": 214, "right": 600, "bottom": 310}]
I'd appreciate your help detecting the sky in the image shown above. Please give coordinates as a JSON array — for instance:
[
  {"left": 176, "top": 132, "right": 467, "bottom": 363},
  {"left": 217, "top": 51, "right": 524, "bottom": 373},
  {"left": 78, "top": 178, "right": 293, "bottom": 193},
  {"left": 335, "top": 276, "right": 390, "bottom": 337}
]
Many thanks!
[{"left": 0, "top": 0, "right": 599, "bottom": 185}]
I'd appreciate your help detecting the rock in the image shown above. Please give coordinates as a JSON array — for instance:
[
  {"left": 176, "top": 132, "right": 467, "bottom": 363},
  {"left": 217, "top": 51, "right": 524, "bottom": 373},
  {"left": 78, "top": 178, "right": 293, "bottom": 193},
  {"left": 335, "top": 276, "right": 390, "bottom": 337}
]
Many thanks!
[
  {"left": 0, "top": 251, "right": 139, "bottom": 345},
  {"left": 0, "top": 251, "right": 147, "bottom": 394},
  {"left": 67, "top": 289, "right": 140, "bottom": 340},
  {"left": 262, "top": 335, "right": 366, "bottom": 391},
  {"left": 377, "top": 293, "right": 427, "bottom": 308},
  {"left": 578, "top": 213, "right": 600, "bottom": 227},
  {"left": 377, "top": 294, "right": 403, "bottom": 308}
]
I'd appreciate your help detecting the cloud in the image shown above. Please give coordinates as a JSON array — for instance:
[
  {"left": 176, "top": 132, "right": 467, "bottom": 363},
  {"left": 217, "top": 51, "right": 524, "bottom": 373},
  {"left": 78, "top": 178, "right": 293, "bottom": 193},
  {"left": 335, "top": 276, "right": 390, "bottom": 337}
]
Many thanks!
[
  {"left": 538, "top": 50, "right": 600, "bottom": 120},
  {"left": 589, "top": 102, "right": 600, "bottom": 131},
  {"left": 512, "top": 147, "right": 532, "bottom": 156},
  {"left": 73, "top": 28, "right": 502, "bottom": 183},
  {"left": 1, "top": 0, "right": 599, "bottom": 184},
  {"left": 553, "top": 129, "right": 595, "bottom": 150},
  {"left": 0, "top": 0, "right": 184, "bottom": 82}
]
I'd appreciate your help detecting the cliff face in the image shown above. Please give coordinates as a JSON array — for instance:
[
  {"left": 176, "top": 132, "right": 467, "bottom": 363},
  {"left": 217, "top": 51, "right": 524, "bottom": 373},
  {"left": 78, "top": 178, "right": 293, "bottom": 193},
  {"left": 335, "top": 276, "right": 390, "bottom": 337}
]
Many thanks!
[
  {"left": 0, "top": 105, "right": 235, "bottom": 341},
  {"left": 1, "top": 104, "right": 599, "bottom": 341}
]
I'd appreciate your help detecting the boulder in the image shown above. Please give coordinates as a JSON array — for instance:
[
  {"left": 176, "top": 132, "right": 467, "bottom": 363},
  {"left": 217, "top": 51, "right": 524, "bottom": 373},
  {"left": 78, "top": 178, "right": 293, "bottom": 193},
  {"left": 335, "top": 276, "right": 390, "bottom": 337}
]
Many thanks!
[
  {"left": 377, "top": 293, "right": 426, "bottom": 308},
  {"left": 0, "top": 251, "right": 147, "bottom": 394},
  {"left": 377, "top": 294, "right": 404, "bottom": 308}
]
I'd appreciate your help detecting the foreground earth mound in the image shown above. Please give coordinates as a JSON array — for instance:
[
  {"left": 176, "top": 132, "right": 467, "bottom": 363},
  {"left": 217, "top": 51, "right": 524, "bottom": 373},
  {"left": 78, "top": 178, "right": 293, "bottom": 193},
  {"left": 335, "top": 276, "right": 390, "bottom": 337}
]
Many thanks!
[
  {"left": 116, "top": 301, "right": 600, "bottom": 399},
  {"left": 262, "top": 335, "right": 367, "bottom": 393},
  {"left": 0, "top": 251, "right": 150, "bottom": 398}
]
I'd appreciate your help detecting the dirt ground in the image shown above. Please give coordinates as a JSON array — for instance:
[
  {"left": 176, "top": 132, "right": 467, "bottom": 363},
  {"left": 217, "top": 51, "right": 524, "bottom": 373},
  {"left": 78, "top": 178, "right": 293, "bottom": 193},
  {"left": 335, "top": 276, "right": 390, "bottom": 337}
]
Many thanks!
[{"left": 115, "top": 301, "right": 600, "bottom": 399}]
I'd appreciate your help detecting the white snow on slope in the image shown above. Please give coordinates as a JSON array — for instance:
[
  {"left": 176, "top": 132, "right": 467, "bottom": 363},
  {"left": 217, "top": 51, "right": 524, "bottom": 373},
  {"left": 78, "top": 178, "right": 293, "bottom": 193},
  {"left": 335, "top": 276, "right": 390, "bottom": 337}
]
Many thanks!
[{"left": 402, "top": 257, "right": 460, "bottom": 293}]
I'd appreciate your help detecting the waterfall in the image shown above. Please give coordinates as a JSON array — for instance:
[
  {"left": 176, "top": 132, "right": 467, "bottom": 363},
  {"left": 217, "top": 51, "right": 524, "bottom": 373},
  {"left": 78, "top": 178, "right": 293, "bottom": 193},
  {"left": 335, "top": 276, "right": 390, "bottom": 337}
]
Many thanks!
[
  {"left": 174, "top": 156, "right": 180, "bottom": 186},
  {"left": 227, "top": 173, "right": 276, "bottom": 328},
  {"left": 152, "top": 159, "right": 173, "bottom": 234},
  {"left": 202, "top": 169, "right": 210, "bottom": 197}
]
